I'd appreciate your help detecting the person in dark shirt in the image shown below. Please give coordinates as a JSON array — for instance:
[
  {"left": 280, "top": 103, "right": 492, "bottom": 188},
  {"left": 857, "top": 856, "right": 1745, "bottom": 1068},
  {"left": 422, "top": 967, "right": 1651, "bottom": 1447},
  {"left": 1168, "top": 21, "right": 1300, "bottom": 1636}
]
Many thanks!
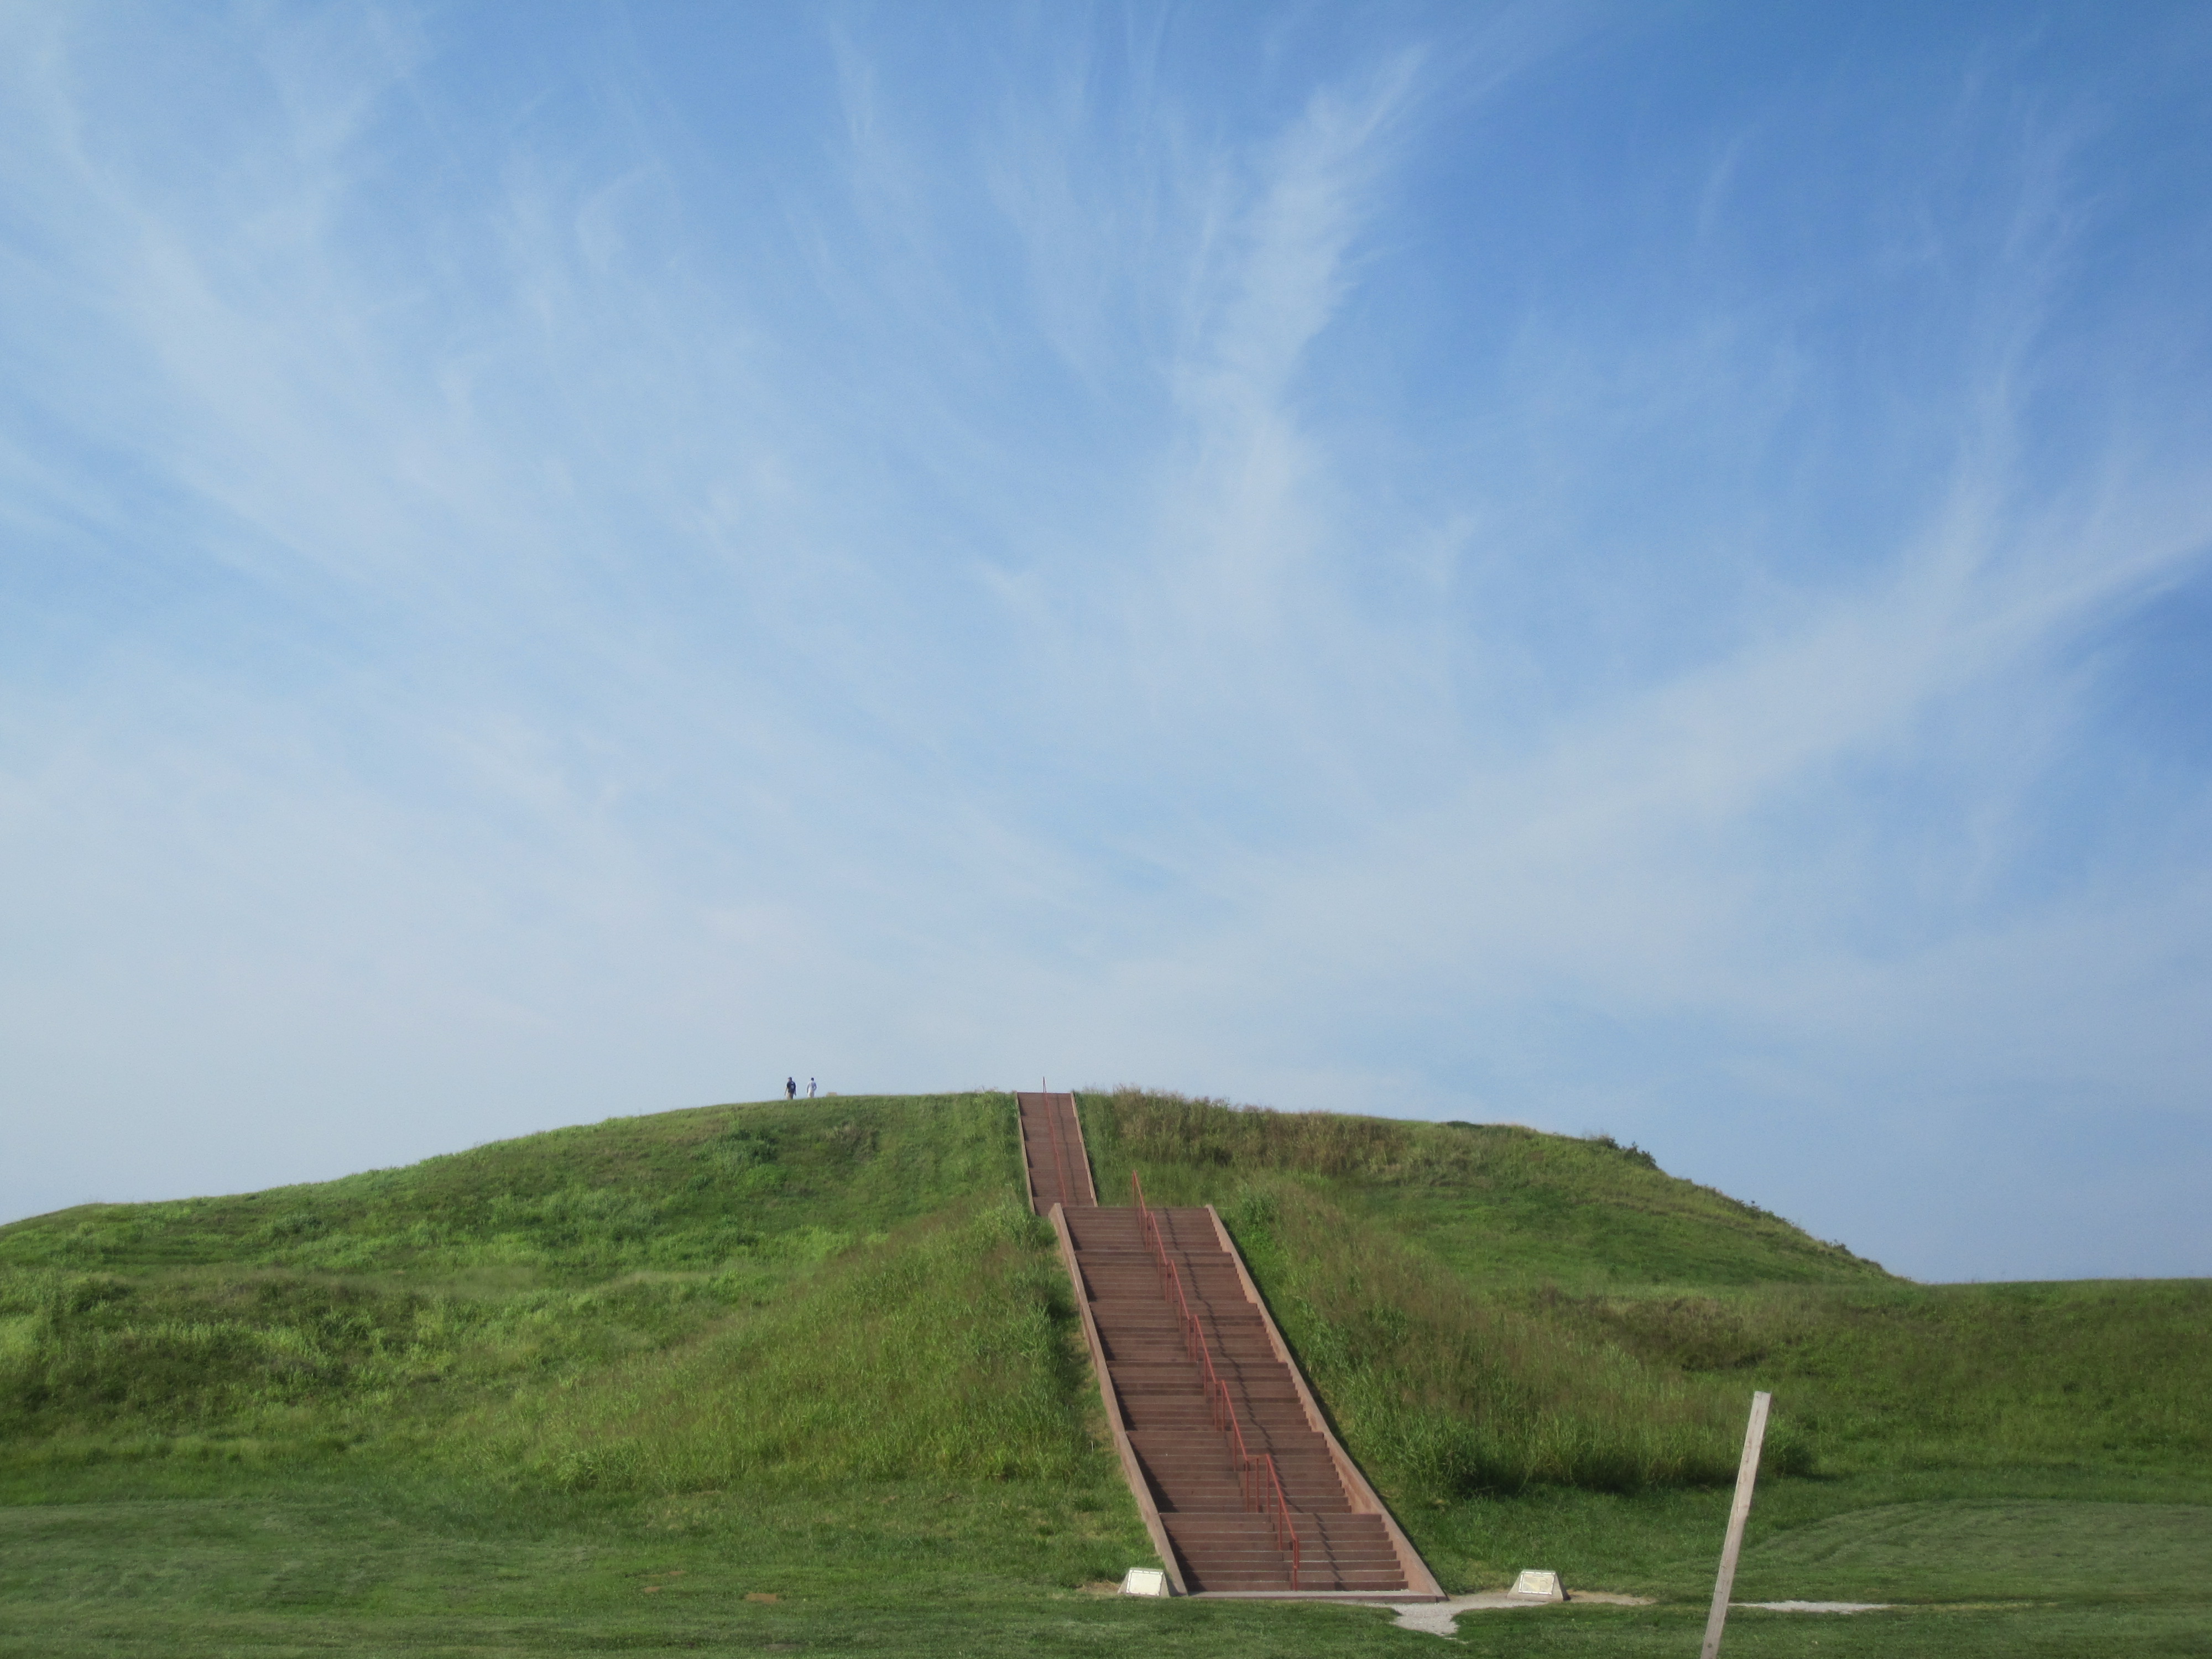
[{"left": 785, "top": 1076, "right": 797, "bottom": 1099}]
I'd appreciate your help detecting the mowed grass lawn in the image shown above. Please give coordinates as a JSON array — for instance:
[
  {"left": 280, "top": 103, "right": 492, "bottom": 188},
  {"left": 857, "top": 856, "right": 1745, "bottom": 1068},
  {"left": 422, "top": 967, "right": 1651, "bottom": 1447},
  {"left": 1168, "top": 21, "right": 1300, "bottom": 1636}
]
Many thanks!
[
  {"left": 2, "top": 1090, "right": 2206, "bottom": 1655},
  {"left": 6, "top": 1467, "right": 2206, "bottom": 1656}
]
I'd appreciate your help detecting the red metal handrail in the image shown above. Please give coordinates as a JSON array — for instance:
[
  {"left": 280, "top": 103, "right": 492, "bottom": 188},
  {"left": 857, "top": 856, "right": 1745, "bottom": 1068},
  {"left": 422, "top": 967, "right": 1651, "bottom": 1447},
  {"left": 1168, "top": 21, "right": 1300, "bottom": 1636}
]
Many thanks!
[{"left": 1130, "top": 1172, "right": 1301, "bottom": 1590}]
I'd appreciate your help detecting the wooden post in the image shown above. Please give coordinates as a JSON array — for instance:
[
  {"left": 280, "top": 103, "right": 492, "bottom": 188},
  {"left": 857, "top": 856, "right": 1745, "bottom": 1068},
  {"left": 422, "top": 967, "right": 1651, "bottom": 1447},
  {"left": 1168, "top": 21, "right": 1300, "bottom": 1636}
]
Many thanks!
[{"left": 1699, "top": 1391, "right": 1771, "bottom": 1659}]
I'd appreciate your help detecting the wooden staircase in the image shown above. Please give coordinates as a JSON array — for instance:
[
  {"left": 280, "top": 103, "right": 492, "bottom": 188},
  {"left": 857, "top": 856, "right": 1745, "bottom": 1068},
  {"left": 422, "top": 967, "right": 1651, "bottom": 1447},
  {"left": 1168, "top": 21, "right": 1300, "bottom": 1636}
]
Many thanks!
[
  {"left": 1015, "top": 1091, "right": 1441, "bottom": 1600},
  {"left": 1018, "top": 1090, "right": 1096, "bottom": 1212}
]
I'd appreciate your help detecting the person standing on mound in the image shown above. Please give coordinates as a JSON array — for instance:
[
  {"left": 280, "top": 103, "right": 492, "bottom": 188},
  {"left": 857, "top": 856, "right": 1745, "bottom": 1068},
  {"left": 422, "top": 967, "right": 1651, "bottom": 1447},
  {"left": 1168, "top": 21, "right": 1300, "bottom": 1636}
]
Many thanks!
[
  {"left": 807, "top": 1078, "right": 816, "bottom": 1098},
  {"left": 785, "top": 1076, "right": 797, "bottom": 1099}
]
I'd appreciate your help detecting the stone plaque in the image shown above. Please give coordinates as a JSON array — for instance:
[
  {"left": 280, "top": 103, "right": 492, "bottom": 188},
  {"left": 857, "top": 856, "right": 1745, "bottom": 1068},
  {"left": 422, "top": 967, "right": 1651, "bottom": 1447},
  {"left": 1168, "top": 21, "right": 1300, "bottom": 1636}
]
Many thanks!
[
  {"left": 1120, "top": 1567, "right": 1169, "bottom": 1598},
  {"left": 1511, "top": 1569, "right": 1565, "bottom": 1600}
]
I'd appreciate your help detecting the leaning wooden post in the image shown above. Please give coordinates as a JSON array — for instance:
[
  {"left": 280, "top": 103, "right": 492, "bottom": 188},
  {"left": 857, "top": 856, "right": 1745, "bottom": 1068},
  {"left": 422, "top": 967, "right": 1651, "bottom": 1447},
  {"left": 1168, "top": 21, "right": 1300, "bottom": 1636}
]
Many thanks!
[{"left": 1699, "top": 1391, "right": 1771, "bottom": 1659}]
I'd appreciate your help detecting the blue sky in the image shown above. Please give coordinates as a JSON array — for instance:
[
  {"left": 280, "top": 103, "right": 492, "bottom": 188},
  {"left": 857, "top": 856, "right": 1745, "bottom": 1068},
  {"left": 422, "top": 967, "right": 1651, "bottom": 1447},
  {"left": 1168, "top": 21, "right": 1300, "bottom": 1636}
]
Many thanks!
[{"left": 4, "top": 2, "right": 2209, "bottom": 1281}]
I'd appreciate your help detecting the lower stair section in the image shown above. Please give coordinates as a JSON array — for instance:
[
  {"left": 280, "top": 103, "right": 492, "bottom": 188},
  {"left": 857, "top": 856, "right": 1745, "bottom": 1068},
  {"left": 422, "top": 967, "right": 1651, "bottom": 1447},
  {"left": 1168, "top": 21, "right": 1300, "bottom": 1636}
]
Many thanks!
[
  {"left": 1160, "top": 1513, "right": 1408, "bottom": 1593},
  {"left": 1060, "top": 1201, "right": 1441, "bottom": 1598}
]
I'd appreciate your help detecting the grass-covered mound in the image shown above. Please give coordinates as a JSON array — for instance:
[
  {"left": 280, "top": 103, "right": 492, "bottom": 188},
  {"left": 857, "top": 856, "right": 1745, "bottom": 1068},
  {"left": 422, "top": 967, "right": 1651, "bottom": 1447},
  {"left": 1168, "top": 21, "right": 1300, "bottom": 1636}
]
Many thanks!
[
  {"left": 0, "top": 1087, "right": 1866, "bottom": 1495},
  {"left": 1082, "top": 1089, "right": 2208, "bottom": 1498},
  {"left": 5, "top": 1088, "right": 2205, "bottom": 1504},
  {"left": 0, "top": 1095, "right": 1118, "bottom": 1499},
  {"left": 2, "top": 1087, "right": 2207, "bottom": 1657}
]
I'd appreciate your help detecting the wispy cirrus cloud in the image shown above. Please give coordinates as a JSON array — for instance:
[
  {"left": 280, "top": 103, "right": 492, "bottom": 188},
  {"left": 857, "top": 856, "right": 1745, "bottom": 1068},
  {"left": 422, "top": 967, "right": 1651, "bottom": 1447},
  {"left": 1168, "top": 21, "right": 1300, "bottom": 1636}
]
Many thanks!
[{"left": 2, "top": 2, "right": 2208, "bottom": 1279}]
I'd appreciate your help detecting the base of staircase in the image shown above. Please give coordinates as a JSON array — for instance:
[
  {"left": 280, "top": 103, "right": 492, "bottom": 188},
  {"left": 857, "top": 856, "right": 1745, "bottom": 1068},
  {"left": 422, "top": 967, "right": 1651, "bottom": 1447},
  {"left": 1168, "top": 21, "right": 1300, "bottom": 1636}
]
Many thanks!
[{"left": 1185, "top": 1590, "right": 1447, "bottom": 1602}]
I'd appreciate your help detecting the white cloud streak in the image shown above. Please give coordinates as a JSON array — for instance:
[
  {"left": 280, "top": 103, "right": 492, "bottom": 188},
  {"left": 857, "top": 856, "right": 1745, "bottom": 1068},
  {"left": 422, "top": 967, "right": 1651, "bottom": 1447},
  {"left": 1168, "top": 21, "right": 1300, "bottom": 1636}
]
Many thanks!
[{"left": 2, "top": 3, "right": 2208, "bottom": 1280}]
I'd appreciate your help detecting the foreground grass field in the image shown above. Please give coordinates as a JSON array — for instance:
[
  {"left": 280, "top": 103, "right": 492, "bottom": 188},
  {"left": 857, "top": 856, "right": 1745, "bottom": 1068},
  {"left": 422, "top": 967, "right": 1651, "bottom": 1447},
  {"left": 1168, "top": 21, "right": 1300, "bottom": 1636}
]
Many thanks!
[
  {"left": 5, "top": 1463, "right": 2206, "bottom": 1656},
  {"left": 2, "top": 1089, "right": 2206, "bottom": 1655}
]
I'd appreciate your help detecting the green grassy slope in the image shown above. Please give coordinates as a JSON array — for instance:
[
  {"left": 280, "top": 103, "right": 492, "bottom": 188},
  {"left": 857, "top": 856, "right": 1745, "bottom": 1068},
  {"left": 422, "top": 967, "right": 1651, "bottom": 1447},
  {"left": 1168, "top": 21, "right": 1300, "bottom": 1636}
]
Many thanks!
[
  {"left": 2, "top": 1087, "right": 2206, "bottom": 1657},
  {"left": 1079, "top": 1089, "right": 1887, "bottom": 1286},
  {"left": 0, "top": 1094, "right": 1124, "bottom": 1490},
  {"left": 1077, "top": 1088, "right": 2211, "bottom": 1624},
  {"left": 1080, "top": 1089, "right": 2209, "bottom": 1494},
  {"left": 4, "top": 1091, "right": 1018, "bottom": 1278}
]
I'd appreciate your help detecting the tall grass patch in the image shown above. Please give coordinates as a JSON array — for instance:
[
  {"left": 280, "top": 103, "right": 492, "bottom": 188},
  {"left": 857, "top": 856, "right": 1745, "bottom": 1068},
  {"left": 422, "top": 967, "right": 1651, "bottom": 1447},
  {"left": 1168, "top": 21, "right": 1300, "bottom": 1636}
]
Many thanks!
[
  {"left": 1222, "top": 1181, "right": 1775, "bottom": 1496},
  {"left": 471, "top": 1199, "right": 1110, "bottom": 1491},
  {"left": 1580, "top": 1278, "right": 2212, "bottom": 1473}
]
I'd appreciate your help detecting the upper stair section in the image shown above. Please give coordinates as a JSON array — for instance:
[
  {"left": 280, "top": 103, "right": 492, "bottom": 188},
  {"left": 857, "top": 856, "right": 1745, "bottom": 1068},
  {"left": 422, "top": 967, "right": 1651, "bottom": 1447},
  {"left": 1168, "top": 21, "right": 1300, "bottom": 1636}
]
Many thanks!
[{"left": 1018, "top": 1092, "right": 1096, "bottom": 1213}]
